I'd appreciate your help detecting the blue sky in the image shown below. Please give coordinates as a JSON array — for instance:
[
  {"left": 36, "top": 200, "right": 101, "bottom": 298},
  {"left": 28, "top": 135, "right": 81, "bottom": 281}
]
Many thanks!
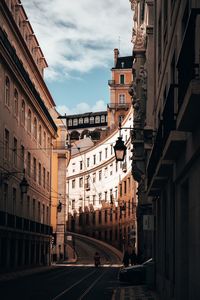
[{"left": 22, "top": 0, "right": 133, "bottom": 115}]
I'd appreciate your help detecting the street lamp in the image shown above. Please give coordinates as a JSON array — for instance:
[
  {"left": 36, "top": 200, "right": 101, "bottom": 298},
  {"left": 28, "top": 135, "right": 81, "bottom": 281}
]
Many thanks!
[
  {"left": 0, "top": 169, "right": 29, "bottom": 195},
  {"left": 114, "top": 136, "right": 127, "bottom": 161}
]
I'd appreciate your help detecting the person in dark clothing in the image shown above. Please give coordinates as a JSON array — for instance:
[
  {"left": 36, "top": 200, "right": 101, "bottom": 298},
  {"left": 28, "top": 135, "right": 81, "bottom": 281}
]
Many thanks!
[
  {"left": 94, "top": 252, "right": 101, "bottom": 267},
  {"left": 122, "top": 246, "right": 137, "bottom": 267}
]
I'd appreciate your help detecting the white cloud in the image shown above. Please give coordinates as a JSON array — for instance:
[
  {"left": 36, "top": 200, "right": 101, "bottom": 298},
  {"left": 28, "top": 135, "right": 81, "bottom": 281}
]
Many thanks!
[
  {"left": 22, "top": 0, "right": 133, "bottom": 80},
  {"left": 57, "top": 100, "right": 106, "bottom": 115}
]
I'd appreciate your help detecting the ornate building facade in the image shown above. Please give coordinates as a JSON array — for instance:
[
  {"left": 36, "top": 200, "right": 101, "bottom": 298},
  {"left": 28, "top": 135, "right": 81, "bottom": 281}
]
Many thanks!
[
  {"left": 130, "top": 0, "right": 200, "bottom": 299},
  {"left": 0, "top": 0, "right": 58, "bottom": 270}
]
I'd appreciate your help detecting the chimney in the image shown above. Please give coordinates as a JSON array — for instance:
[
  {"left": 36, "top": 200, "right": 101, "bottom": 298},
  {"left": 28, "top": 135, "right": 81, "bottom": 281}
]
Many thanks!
[{"left": 114, "top": 48, "right": 119, "bottom": 67}]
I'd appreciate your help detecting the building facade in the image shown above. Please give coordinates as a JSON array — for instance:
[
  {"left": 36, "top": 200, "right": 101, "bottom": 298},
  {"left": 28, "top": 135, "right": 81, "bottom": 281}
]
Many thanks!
[
  {"left": 130, "top": 0, "right": 200, "bottom": 299},
  {"left": 107, "top": 49, "right": 133, "bottom": 130},
  {"left": 67, "top": 108, "right": 137, "bottom": 250},
  {"left": 0, "top": 0, "right": 57, "bottom": 270}
]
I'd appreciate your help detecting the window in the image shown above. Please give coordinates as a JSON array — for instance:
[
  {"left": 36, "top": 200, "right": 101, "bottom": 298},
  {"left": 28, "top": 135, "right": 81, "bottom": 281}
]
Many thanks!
[
  {"left": 32, "top": 199, "right": 36, "bottom": 220},
  {"left": 33, "top": 158, "right": 37, "bottom": 181},
  {"left": 4, "top": 129, "right": 9, "bottom": 160},
  {"left": 79, "top": 118, "right": 83, "bottom": 124},
  {"left": 39, "top": 125, "right": 42, "bottom": 145},
  {"left": 87, "top": 158, "right": 90, "bottom": 167},
  {"left": 110, "top": 163, "right": 113, "bottom": 175},
  {"left": 120, "top": 74, "right": 125, "bottom": 84},
  {"left": 110, "top": 189, "right": 113, "bottom": 203},
  {"left": 110, "top": 145, "right": 113, "bottom": 155},
  {"left": 21, "top": 145, "right": 25, "bottom": 168},
  {"left": 3, "top": 183, "right": 8, "bottom": 210},
  {"left": 93, "top": 155, "right": 96, "bottom": 165},
  {"left": 68, "top": 119, "right": 72, "bottom": 126},
  {"left": 104, "top": 191, "right": 107, "bottom": 202},
  {"left": 80, "top": 161, "right": 83, "bottom": 170},
  {"left": 73, "top": 119, "right": 78, "bottom": 126},
  {"left": 27, "top": 195, "right": 30, "bottom": 217},
  {"left": 14, "top": 89, "right": 18, "bottom": 116},
  {"left": 119, "top": 94, "right": 125, "bottom": 104},
  {"left": 95, "top": 116, "right": 100, "bottom": 123},
  {"left": 5, "top": 76, "right": 10, "bottom": 106},
  {"left": 42, "top": 204, "right": 45, "bottom": 223},
  {"left": 43, "top": 167, "right": 46, "bottom": 188},
  {"left": 72, "top": 199, "right": 75, "bottom": 210},
  {"left": 105, "top": 210, "right": 108, "bottom": 223},
  {"left": 93, "top": 173, "right": 96, "bottom": 183},
  {"left": 38, "top": 201, "right": 41, "bottom": 222},
  {"left": 12, "top": 187, "right": 17, "bottom": 214},
  {"left": 98, "top": 210, "right": 102, "bottom": 223},
  {"left": 101, "top": 115, "right": 105, "bottom": 123},
  {"left": 43, "top": 131, "right": 46, "bottom": 149},
  {"left": 38, "top": 163, "right": 41, "bottom": 185},
  {"left": 105, "top": 148, "right": 108, "bottom": 158},
  {"left": 99, "top": 151, "right": 102, "bottom": 161},
  {"left": 27, "top": 152, "right": 31, "bottom": 176},
  {"left": 104, "top": 167, "right": 108, "bottom": 178},
  {"left": 72, "top": 179, "right": 75, "bottom": 188},
  {"left": 93, "top": 195, "right": 96, "bottom": 205},
  {"left": 13, "top": 137, "right": 17, "bottom": 166},
  {"left": 124, "top": 180, "right": 127, "bottom": 194},
  {"left": 90, "top": 116, "right": 94, "bottom": 124},
  {"left": 79, "top": 177, "right": 83, "bottom": 187},
  {"left": 119, "top": 115, "right": 124, "bottom": 124},
  {"left": 99, "top": 193, "right": 102, "bottom": 204},
  {"left": 84, "top": 117, "right": 89, "bottom": 123},
  {"left": 27, "top": 109, "right": 31, "bottom": 132},
  {"left": 47, "top": 172, "right": 50, "bottom": 191},
  {"left": 46, "top": 206, "right": 49, "bottom": 224},
  {"left": 21, "top": 100, "right": 25, "bottom": 125},
  {"left": 33, "top": 117, "right": 37, "bottom": 139},
  {"left": 99, "top": 170, "right": 102, "bottom": 181}
]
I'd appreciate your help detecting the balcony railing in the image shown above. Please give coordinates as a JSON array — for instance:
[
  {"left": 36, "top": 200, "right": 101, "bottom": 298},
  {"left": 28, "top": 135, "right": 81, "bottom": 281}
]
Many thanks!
[
  {"left": 108, "top": 80, "right": 115, "bottom": 86},
  {"left": 107, "top": 103, "right": 131, "bottom": 110},
  {"left": 0, "top": 210, "right": 52, "bottom": 235}
]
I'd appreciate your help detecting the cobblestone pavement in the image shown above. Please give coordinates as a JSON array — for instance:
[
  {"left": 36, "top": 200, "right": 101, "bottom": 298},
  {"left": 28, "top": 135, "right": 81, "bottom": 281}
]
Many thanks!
[{"left": 112, "top": 285, "right": 159, "bottom": 300}]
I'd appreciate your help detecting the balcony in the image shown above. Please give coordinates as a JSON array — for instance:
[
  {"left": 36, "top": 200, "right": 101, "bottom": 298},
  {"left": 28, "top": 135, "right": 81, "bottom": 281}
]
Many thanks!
[
  {"left": 107, "top": 103, "right": 131, "bottom": 110},
  {"left": 108, "top": 80, "right": 115, "bottom": 86},
  {"left": 0, "top": 210, "right": 52, "bottom": 235},
  {"left": 53, "top": 140, "right": 68, "bottom": 150}
]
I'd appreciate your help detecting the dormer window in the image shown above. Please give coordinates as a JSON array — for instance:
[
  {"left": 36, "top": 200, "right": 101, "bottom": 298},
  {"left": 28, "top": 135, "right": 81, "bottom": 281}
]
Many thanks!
[{"left": 121, "top": 62, "right": 124, "bottom": 68}]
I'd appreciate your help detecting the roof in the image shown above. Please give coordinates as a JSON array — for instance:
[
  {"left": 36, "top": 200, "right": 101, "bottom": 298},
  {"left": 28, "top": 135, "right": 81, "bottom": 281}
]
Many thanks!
[
  {"left": 113, "top": 56, "right": 133, "bottom": 69},
  {"left": 65, "top": 111, "right": 107, "bottom": 119}
]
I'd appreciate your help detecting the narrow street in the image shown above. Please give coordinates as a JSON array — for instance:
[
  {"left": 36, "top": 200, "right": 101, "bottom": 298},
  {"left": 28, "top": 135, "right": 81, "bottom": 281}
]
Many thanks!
[
  {"left": 0, "top": 234, "right": 123, "bottom": 300},
  {"left": 0, "top": 266, "right": 121, "bottom": 300}
]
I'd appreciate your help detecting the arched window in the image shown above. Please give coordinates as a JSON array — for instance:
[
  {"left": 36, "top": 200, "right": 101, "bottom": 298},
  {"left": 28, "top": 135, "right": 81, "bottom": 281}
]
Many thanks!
[
  {"left": 27, "top": 109, "right": 32, "bottom": 132},
  {"left": 95, "top": 116, "right": 100, "bottom": 123},
  {"left": 90, "top": 116, "right": 94, "bottom": 124},
  {"left": 33, "top": 117, "right": 37, "bottom": 139},
  {"left": 14, "top": 89, "right": 18, "bottom": 116},
  {"left": 101, "top": 115, "right": 105, "bottom": 123},
  {"left": 84, "top": 117, "right": 89, "bottom": 123},
  {"left": 21, "top": 100, "right": 25, "bottom": 125},
  {"left": 5, "top": 76, "right": 10, "bottom": 106},
  {"left": 79, "top": 118, "right": 83, "bottom": 124},
  {"left": 39, "top": 125, "right": 42, "bottom": 145},
  {"left": 73, "top": 119, "right": 78, "bottom": 126}
]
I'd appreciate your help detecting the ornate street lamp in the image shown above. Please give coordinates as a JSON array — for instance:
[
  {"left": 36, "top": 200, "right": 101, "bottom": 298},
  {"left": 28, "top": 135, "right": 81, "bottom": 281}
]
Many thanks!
[
  {"left": 114, "top": 136, "right": 127, "bottom": 161},
  {"left": 20, "top": 175, "right": 29, "bottom": 194}
]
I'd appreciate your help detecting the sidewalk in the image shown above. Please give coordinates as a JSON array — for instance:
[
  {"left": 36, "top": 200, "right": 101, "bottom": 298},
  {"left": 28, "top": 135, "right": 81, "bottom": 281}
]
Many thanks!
[
  {"left": 0, "top": 265, "right": 55, "bottom": 282},
  {"left": 112, "top": 285, "right": 159, "bottom": 300}
]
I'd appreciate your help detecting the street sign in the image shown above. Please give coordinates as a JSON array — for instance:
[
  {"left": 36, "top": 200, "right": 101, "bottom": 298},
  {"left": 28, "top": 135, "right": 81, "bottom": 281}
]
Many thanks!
[{"left": 67, "top": 235, "right": 72, "bottom": 241}]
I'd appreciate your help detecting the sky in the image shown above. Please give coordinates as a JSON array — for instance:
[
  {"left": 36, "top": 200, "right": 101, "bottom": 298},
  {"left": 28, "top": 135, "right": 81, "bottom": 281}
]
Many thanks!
[{"left": 22, "top": 0, "right": 133, "bottom": 115}]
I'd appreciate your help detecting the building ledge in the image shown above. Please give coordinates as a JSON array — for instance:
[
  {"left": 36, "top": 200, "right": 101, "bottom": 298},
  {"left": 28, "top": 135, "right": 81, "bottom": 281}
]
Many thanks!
[
  {"left": 177, "top": 79, "right": 200, "bottom": 131},
  {"left": 162, "top": 131, "right": 187, "bottom": 160}
]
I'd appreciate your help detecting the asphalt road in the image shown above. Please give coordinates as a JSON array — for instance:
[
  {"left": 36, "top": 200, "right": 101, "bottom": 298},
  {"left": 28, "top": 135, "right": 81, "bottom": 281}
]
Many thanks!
[
  {"left": 0, "top": 266, "right": 122, "bottom": 300},
  {"left": 0, "top": 235, "right": 124, "bottom": 300}
]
